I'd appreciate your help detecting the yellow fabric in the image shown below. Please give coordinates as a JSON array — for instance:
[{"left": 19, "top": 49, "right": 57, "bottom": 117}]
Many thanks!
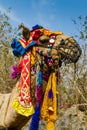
[
  {"left": 39, "top": 29, "right": 52, "bottom": 36},
  {"left": 41, "top": 73, "right": 57, "bottom": 130},
  {"left": 18, "top": 36, "right": 36, "bottom": 66},
  {"left": 43, "top": 29, "right": 52, "bottom": 36},
  {"left": 18, "top": 39, "right": 26, "bottom": 48},
  {"left": 31, "top": 46, "right": 36, "bottom": 66},
  {"left": 40, "top": 28, "right": 62, "bottom": 36},
  {"left": 46, "top": 121, "right": 55, "bottom": 130},
  {"left": 53, "top": 31, "right": 63, "bottom": 35},
  {"left": 19, "top": 36, "right": 33, "bottom": 48},
  {"left": 12, "top": 97, "right": 34, "bottom": 117}
]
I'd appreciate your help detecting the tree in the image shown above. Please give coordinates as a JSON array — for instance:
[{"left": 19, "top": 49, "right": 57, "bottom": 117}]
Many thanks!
[
  {"left": 57, "top": 16, "right": 87, "bottom": 109},
  {"left": 0, "top": 11, "right": 19, "bottom": 93},
  {"left": 72, "top": 16, "right": 87, "bottom": 110}
]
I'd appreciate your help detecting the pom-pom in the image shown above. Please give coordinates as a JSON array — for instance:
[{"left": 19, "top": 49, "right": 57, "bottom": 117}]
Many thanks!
[
  {"left": 48, "top": 89, "right": 53, "bottom": 98},
  {"left": 11, "top": 65, "right": 20, "bottom": 79}
]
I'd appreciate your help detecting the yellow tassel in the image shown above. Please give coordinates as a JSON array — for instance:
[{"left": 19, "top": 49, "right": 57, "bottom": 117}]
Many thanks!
[
  {"left": 46, "top": 121, "right": 55, "bottom": 130},
  {"left": 41, "top": 73, "right": 57, "bottom": 130}
]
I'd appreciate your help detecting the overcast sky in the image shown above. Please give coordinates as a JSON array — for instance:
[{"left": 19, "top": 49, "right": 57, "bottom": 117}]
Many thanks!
[{"left": 0, "top": 0, "right": 87, "bottom": 36}]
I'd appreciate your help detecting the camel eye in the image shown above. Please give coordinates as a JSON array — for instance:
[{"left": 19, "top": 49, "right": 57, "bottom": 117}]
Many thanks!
[
  {"left": 60, "top": 39, "right": 65, "bottom": 45},
  {"left": 40, "top": 39, "right": 49, "bottom": 44}
]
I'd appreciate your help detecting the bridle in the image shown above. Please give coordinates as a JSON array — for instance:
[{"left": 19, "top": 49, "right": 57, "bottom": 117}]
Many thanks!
[
  {"left": 36, "top": 36, "right": 81, "bottom": 66},
  {"left": 31, "top": 35, "right": 82, "bottom": 79}
]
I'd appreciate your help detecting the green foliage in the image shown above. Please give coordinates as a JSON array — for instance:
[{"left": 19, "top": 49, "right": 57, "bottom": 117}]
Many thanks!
[
  {"left": 67, "top": 16, "right": 87, "bottom": 106},
  {"left": 72, "top": 16, "right": 87, "bottom": 40},
  {"left": 57, "top": 16, "right": 87, "bottom": 108},
  {"left": 0, "top": 11, "right": 18, "bottom": 93}
]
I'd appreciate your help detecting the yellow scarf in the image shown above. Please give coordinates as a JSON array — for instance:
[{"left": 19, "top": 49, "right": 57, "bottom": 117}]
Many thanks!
[{"left": 41, "top": 72, "right": 57, "bottom": 130}]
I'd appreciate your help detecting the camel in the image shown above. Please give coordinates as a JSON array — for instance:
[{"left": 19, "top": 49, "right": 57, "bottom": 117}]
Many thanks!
[{"left": 0, "top": 30, "right": 81, "bottom": 130}]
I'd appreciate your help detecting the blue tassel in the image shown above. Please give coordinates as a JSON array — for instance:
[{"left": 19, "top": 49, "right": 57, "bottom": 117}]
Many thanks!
[
  {"left": 37, "top": 71, "right": 43, "bottom": 85},
  {"left": 29, "top": 107, "right": 40, "bottom": 130},
  {"left": 29, "top": 70, "right": 43, "bottom": 130},
  {"left": 48, "top": 89, "right": 53, "bottom": 98}
]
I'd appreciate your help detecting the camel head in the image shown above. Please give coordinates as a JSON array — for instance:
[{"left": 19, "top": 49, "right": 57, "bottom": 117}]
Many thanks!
[{"left": 37, "top": 32, "right": 81, "bottom": 68}]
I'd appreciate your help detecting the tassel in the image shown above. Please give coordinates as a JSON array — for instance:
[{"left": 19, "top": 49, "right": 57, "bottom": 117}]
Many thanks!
[
  {"left": 11, "top": 65, "right": 20, "bottom": 79},
  {"left": 30, "top": 107, "right": 40, "bottom": 130},
  {"left": 41, "top": 73, "right": 57, "bottom": 130},
  {"left": 46, "top": 121, "right": 55, "bottom": 130},
  {"left": 29, "top": 69, "right": 43, "bottom": 130}
]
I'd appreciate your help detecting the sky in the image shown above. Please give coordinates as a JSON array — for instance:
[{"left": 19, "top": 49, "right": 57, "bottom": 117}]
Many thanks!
[{"left": 0, "top": 0, "right": 87, "bottom": 36}]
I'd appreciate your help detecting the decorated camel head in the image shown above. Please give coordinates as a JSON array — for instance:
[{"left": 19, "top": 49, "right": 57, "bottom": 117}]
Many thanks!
[{"left": 0, "top": 24, "right": 81, "bottom": 130}]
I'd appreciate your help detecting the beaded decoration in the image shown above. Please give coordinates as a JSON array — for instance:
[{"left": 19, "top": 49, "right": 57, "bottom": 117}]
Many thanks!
[{"left": 36, "top": 34, "right": 56, "bottom": 67}]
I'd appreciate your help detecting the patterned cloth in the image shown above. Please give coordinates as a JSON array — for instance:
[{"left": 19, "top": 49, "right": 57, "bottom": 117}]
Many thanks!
[
  {"left": 12, "top": 38, "right": 36, "bottom": 116},
  {"left": 18, "top": 52, "right": 32, "bottom": 108}
]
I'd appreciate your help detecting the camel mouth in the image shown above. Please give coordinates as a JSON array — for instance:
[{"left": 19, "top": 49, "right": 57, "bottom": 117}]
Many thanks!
[
  {"left": 57, "top": 37, "right": 82, "bottom": 63},
  {"left": 37, "top": 35, "right": 82, "bottom": 64}
]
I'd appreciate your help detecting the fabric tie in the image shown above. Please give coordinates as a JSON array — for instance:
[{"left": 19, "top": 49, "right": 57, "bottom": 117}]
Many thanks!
[{"left": 41, "top": 72, "right": 57, "bottom": 130}]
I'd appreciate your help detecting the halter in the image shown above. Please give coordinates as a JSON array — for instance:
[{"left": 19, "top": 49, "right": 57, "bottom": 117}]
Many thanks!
[
  {"left": 36, "top": 35, "right": 61, "bottom": 71},
  {"left": 37, "top": 36, "right": 81, "bottom": 65}
]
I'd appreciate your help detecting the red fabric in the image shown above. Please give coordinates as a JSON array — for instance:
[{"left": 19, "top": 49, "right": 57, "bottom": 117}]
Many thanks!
[
  {"left": 17, "top": 37, "right": 34, "bottom": 108},
  {"left": 31, "top": 29, "right": 41, "bottom": 41},
  {"left": 19, "top": 37, "right": 32, "bottom": 46},
  {"left": 18, "top": 52, "right": 32, "bottom": 108}
]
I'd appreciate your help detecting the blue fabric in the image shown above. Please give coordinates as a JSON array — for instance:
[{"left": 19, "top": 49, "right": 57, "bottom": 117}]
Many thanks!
[
  {"left": 29, "top": 70, "right": 43, "bottom": 130},
  {"left": 37, "top": 71, "right": 43, "bottom": 86},
  {"left": 11, "top": 39, "right": 37, "bottom": 57},
  {"left": 25, "top": 41, "right": 37, "bottom": 52},
  {"left": 48, "top": 89, "right": 53, "bottom": 98},
  {"left": 32, "top": 24, "right": 43, "bottom": 30},
  {"left": 13, "top": 49, "right": 20, "bottom": 57},
  {"left": 29, "top": 107, "right": 40, "bottom": 130}
]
